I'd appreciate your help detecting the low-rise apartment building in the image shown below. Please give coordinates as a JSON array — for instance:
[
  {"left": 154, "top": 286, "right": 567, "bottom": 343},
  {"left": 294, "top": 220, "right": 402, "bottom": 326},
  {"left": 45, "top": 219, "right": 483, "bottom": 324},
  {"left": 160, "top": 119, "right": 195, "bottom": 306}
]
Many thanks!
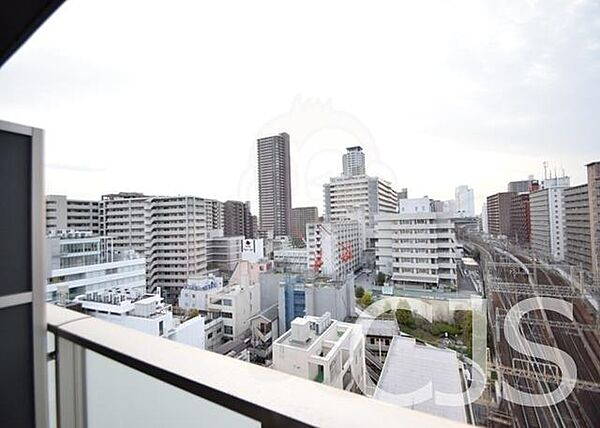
[{"left": 273, "top": 313, "right": 366, "bottom": 393}]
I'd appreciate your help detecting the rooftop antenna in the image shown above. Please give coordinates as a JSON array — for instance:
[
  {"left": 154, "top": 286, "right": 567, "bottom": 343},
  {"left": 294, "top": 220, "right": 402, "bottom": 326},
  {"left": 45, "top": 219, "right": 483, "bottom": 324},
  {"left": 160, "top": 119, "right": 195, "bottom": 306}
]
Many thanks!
[{"left": 543, "top": 161, "right": 548, "bottom": 180}]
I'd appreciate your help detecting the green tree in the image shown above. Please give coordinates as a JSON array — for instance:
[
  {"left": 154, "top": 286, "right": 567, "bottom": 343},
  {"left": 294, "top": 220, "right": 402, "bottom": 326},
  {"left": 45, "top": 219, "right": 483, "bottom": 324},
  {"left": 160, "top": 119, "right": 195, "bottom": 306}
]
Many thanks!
[
  {"left": 395, "top": 309, "right": 415, "bottom": 328},
  {"left": 355, "top": 286, "right": 365, "bottom": 299},
  {"left": 360, "top": 291, "right": 373, "bottom": 308},
  {"left": 376, "top": 272, "right": 387, "bottom": 286}
]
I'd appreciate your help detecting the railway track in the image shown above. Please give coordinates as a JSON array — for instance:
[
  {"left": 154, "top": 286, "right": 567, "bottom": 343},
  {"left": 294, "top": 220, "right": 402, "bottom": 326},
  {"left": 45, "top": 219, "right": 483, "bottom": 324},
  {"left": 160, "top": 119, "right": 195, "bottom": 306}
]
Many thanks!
[{"left": 469, "top": 239, "right": 600, "bottom": 427}]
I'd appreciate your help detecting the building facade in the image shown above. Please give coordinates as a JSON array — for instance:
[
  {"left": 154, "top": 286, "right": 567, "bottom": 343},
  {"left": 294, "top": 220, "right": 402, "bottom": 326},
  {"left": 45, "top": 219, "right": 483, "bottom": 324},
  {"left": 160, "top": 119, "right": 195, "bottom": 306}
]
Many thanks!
[
  {"left": 46, "top": 231, "right": 146, "bottom": 302},
  {"left": 46, "top": 194, "right": 99, "bottom": 234},
  {"left": 342, "top": 146, "right": 366, "bottom": 177},
  {"left": 530, "top": 185, "right": 567, "bottom": 262},
  {"left": 306, "top": 221, "right": 362, "bottom": 280},
  {"left": 510, "top": 193, "right": 531, "bottom": 245},
  {"left": 588, "top": 162, "right": 600, "bottom": 279},
  {"left": 486, "top": 192, "right": 514, "bottom": 237},
  {"left": 454, "top": 185, "right": 475, "bottom": 217},
  {"left": 99, "top": 193, "right": 207, "bottom": 304},
  {"left": 324, "top": 175, "right": 398, "bottom": 233},
  {"left": 304, "top": 276, "right": 355, "bottom": 322},
  {"left": 74, "top": 288, "right": 205, "bottom": 350},
  {"left": 274, "top": 248, "right": 308, "bottom": 274},
  {"left": 206, "top": 231, "right": 243, "bottom": 276},
  {"left": 272, "top": 313, "right": 366, "bottom": 393},
  {"left": 508, "top": 177, "right": 538, "bottom": 193},
  {"left": 564, "top": 184, "right": 592, "bottom": 273},
  {"left": 291, "top": 206, "right": 319, "bottom": 243},
  {"left": 204, "top": 199, "right": 225, "bottom": 231},
  {"left": 178, "top": 275, "right": 224, "bottom": 311},
  {"left": 224, "top": 200, "right": 254, "bottom": 238},
  {"left": 257, "top": 132, "right": 292, "bottom": 237},
  {"left": 375, "top": 212, "right": 458, "bottom": 291},
  {"left": 249, "top": 304, "right": 279, "bottom": 365}
]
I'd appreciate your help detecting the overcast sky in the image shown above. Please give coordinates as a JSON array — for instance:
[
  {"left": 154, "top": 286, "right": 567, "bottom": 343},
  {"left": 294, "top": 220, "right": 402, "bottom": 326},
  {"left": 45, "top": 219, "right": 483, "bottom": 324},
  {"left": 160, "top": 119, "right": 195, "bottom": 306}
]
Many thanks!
[{"left": 0, "top": 0, "right": 598, "bottom": 213}]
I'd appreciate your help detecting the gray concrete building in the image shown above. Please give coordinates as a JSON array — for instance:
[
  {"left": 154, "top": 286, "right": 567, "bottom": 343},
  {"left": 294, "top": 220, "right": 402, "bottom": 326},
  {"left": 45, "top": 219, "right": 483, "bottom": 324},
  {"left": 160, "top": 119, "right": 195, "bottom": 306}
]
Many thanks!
[
  {"left": 257, "top": 132, "right": 292, "bottom": 237},
  {"left": 206, "top": 231, "right": 243, "bottom": 276},
  {"left": 587, "top": 161, "right": 600, "bottom": 279},
  {"left": 205, "top": 199, "right": 225, "bottom": 231},
  {"left": 291, "top": 206, "right": 318, "bottom": 243},
  {"left": 224, "top": 200, "right": 254, "bottom": 238},
  {"left": 99, "top": 193, "right": 207, "bottom": 304},
  {"left": 564, "top": 184, "right": 592, "bottom": 273},
  {"left": 46, "top": 194, "right": 99, "bottom": 234},
  {"left": 304, "top": 276, "right": 355, "bottom": 322}
]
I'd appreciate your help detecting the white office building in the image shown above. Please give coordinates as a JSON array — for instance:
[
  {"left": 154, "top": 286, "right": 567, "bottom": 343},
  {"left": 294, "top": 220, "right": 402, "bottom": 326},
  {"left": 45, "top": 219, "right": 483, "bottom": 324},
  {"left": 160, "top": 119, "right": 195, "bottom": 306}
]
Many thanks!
[
  {"left": 306, "top": 221, "right": 362, "bottom": 280},
  {"left": 375, "top": 212, "right": 458, "bottom": 291},
  {"left": 46, "top": 195, "right": 99, "bottom": 234},
  {"left": 324, "top": 174, "right": 398, "bottom": 235},
  {"left": 273, "top": 313, "right": 366, "bottom": 393},
  {"left": 46, "top": 230, "right": 146, "bottom": 302},
  {"left": 207, "top": 261, "right": 262, "bottom": 341},
  {"left": 240, "top": 238, "right": 266, "bottom": 263},
  {"left": 454, "top": 185, "right": 475, "bottom": 217},
  {"left": 178, "top": 275, "right": 224, "bottom": 311},
  {"left": 530, "top": 187, "right": 567, "bottom": 262},
  {"left": 99, "top": 193, "right": 207, "bottom": 304},
  {"left": 74, "top": 288, "right": 205, "bottom": 350},
  {"left": 481, "top": 203, "right": 489, "bottom": 233},
  {"left": 398, "top": 197, "right": 432, "bottom": 214}
]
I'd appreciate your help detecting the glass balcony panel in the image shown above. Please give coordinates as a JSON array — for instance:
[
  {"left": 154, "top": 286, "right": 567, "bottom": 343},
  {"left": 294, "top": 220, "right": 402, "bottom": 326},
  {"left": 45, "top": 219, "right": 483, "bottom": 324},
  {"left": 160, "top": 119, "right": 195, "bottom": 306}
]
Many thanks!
[{"left": 84, "top": 349, "right": 260, "bottom": 428}]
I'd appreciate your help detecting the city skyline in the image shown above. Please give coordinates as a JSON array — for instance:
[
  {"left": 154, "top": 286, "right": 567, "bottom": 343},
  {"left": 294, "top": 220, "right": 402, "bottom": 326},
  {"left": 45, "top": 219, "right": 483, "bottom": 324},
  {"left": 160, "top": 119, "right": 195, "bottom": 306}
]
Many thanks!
[{"left": 0, "top": 1, "right": 597, "bottom": 211}]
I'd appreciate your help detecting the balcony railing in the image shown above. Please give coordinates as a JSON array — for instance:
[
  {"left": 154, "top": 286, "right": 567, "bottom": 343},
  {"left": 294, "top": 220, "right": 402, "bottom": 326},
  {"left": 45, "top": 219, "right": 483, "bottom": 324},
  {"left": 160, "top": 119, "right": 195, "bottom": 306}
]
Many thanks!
[{"left": 47, "top": 304, "right": 464, "bottom": 428}]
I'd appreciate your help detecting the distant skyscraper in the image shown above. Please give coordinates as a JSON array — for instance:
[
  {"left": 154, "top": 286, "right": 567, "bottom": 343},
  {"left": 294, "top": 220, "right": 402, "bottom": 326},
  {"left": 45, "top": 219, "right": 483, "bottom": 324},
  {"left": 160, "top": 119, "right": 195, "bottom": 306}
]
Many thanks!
[
  {"left": 342, "top": 146, "right": 366, "bottom": 177},
  {"left": 454, "top": 185, "right": 475, "bottom": 217},
  {"left": 325, "top": 146, "right": 398, "bottom": 235},
  {"left": 257, "top": 132, "right": 292, "bottom": 237}
]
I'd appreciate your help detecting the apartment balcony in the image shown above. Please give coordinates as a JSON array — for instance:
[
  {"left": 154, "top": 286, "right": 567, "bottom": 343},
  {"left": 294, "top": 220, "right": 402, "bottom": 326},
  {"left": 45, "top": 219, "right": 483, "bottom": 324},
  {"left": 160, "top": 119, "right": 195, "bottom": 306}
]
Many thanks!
[{"left": 46, "top": 305, "right": 461, "bottom": 428}]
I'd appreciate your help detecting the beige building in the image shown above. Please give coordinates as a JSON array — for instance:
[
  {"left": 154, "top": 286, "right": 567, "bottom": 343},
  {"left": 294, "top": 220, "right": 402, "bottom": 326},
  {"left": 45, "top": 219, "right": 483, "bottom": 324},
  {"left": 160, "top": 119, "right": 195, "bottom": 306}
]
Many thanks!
[
  {"left": 588, "top": 162, "right": 600, "bottom": 279},
  {"left": 99, "top": 193, "right": 207, "bottom": 304},
  {"left": 564, "top": 184, "right": 592, "bottom": 273}
]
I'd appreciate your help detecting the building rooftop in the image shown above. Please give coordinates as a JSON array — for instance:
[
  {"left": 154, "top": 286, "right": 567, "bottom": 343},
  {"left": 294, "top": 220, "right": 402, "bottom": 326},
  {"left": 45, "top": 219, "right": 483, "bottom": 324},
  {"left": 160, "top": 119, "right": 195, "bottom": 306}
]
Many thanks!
[
  {"left": 357, "top": 319, "right": 399, "bottom": 337},
  {"left": 250, "top": 304, "right": 279, "bottom": 323},
  {"left": 374, "top": 336, "right": 467, "bottom": 423},
  {"left": 275, "top": 313, "right": 354, "bottom": 351}
]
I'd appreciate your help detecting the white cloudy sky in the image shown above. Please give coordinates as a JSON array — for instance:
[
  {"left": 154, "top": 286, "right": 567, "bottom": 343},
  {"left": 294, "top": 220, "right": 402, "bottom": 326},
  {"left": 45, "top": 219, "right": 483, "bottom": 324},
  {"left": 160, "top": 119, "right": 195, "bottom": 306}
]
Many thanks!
[{"left": 1, "top": 0, "right": 599, "bottom": 213}]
